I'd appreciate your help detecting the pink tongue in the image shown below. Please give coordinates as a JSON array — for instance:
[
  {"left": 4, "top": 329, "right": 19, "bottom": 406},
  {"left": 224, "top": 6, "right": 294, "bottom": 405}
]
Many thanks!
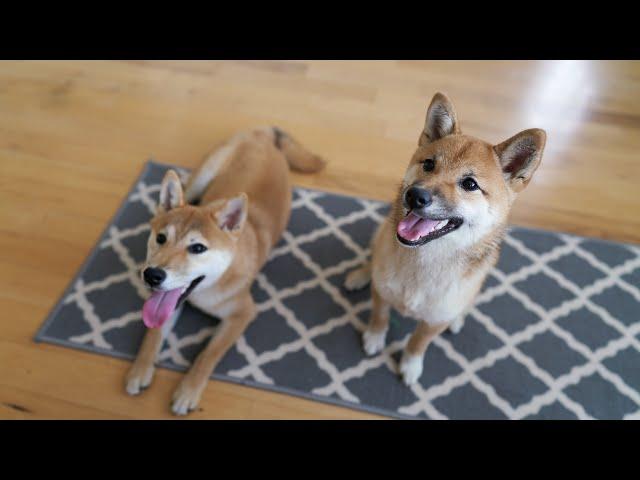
[
  {"left": 397, "top": 212, "right": 440, "bottom": 242},
  {"left": 142, "top": 288, "right": 183, "bottom": 328}
]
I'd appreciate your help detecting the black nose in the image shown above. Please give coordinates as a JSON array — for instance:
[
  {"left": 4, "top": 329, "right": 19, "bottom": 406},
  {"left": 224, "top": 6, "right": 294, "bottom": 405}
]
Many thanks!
[
  {"left": 143, "top": 267, "right": 166, "bottom": 287},
  {"left": 405, "top": 186, "right": 432, "bottom": 210}
]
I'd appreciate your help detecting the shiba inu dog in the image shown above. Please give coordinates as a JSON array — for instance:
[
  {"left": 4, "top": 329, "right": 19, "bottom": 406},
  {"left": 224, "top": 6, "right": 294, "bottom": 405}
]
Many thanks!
[
  {"left": 125, "top": 127, "right": 325, "bottom": 415},
  {"left": 345, "top": 92, "right": 546, "bottom": 386}
]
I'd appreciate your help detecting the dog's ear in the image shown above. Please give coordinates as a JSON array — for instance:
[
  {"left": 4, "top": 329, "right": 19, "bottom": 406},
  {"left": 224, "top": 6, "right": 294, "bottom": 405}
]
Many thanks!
[
  {"left": 419, "top": 92, "right": 460, "bottom": 146},
  {"left": 494, "top": 129, "right": 546, "bottom": 193},
  {"left": 215, "top": 193, "right": 248, "bottom": 234},
  {"left": 159, "top": 170, "right": 185, "bottom": 211}
]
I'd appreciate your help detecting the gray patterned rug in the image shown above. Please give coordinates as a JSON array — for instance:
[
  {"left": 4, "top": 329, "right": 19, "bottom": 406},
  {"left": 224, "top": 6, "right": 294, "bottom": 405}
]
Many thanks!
[{"left": 36, "top": 161, "right": 640, "bottom": 419}]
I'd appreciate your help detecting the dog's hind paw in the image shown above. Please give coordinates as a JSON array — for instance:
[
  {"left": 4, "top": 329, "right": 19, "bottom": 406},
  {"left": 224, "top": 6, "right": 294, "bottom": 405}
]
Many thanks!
[
  {"left": 362, "top": 328, "right": 387, "bottom": 356},
  {"left": 125, "top": 363, "right": 155, "bottom": 396},
  {"left": 344, "top": 266, "right": 371, "bottom": 291}
]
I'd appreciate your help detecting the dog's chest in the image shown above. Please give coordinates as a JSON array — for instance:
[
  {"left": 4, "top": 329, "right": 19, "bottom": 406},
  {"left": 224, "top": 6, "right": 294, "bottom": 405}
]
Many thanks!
[
  {"left": 374, "top": 259, "right": 457, "bottom": 317},
  {"left": 371, "top": 234, "right": 471, "bottom": 324},
  {"left": 187, "top": 283, "right": 238, "bottom": 318}
]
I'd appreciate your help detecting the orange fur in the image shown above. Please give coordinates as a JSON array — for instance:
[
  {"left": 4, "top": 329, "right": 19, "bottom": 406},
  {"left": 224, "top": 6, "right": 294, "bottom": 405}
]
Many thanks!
[
  {"left": 346, "top": 92, "right": 546, "bottom": 385},
  {"left": 126, "top": 127, "right": 324, "bottom": 414}
]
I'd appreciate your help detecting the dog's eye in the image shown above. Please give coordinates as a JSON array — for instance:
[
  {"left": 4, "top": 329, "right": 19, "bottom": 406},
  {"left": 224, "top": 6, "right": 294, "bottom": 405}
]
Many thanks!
[
  {"left": 461, "top": 177, "right": 479, "bottom": 191},
  {"left": 187, "top": 243, "right": 208, "bottom": 254},
  {"left": 156, "top": 233, "right": 167, "bottom": 245},
  {"left": 422, "top": 158, "right": 435, "bottom": 172}
]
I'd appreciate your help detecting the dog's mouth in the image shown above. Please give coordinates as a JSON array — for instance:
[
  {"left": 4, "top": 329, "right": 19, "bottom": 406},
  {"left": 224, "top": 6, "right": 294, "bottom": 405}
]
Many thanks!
[
  {"left": 142, "top": 276, "right": 205, "bottom": 329},
  {"left": 396, "top": 211, "right": 463, "bottom": 247}
]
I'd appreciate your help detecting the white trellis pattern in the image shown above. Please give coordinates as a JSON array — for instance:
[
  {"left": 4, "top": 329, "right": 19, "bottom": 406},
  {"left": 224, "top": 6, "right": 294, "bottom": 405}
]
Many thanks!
[{"left": 36, "top": 162, "right": 640, "bottom": 419}]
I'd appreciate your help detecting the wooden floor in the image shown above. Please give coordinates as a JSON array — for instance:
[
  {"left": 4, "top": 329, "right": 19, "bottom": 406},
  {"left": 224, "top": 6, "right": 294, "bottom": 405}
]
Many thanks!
[{"left": 1, "top": 60, "right": 639, "bottom": 419}]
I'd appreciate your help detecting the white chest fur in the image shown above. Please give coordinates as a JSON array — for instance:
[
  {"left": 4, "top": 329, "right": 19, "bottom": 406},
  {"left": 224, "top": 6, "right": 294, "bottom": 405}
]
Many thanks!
[
  {"left": 188, "top": 281, "right": 243, "bottom": 319},
  {"left": 371, "top": 221, "right": 483, "bottom": 325}
]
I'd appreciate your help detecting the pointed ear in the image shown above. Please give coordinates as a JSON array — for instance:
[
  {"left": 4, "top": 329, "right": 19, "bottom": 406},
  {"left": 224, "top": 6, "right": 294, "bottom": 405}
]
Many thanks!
[
  {"left": 215, "top": 193, "right": 248, "bottom": 234},
  {"left": 494, "top": 128, "right": 546, "bottom": 193},
  {"left": 419, "top": 92, "right": 460, "bottom": 146},
  {"left": 159, "top": 170, "right": 184, "bottom": 211}
]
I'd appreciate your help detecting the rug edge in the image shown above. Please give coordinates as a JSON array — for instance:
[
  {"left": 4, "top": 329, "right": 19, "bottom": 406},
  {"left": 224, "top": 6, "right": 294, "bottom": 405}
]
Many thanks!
[
  {"left": 33, "top": 160, "right": 156, "bottom": 344},
  {"left": 34, "top": 332, "right": 413, "bottom": 420}
]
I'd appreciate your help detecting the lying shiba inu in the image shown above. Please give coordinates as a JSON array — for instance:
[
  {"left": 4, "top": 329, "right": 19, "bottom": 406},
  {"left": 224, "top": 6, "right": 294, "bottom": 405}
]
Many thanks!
[
  {"left": 125, "top": 127, "right": 325, "bottom": 415},
  {"left": 345, "top": 92, "right": 546, "bottom": 386}
]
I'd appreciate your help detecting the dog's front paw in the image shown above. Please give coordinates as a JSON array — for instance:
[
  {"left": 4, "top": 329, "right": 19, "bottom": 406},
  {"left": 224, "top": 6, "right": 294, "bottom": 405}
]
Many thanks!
[
  {"left": 362, "top": 328, "right": 387, "bottom": 356},
  {"left": 125, "top": 362, "right": 155, "bottom": 396},
  {"left": 399, "top": 352, "right": 423, "bottom": 386},
  {"left": 171, "top": 378, "right": 205, "bottom": 416}
]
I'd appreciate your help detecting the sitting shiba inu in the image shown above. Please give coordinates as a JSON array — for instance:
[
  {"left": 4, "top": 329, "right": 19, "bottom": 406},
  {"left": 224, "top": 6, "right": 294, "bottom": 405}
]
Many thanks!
[
  {"left": 125, "top": 127, "right": 325, "bottom": 415},
  {"left": 345, "top": 92, "right": 546, "bottom": 386}
]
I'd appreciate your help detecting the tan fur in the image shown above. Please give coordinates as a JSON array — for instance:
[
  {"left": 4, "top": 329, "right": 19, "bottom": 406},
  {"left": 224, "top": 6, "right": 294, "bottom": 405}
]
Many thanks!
[
  {"left": 405, "top": 322, "right": 450, "bottom": 357},
  {"left": 346, "top": 92, "right": 546, "bottom": 385},
  {"left": 125, "top": 127, "right": 324, "bottom": 414}
]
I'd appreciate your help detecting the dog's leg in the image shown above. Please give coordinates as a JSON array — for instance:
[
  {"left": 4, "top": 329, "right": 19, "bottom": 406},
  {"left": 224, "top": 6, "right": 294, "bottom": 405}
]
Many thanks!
[
  {"left": 448, "top": 301, "right": 477, "bottom": 334},
  {"left": 171, "top": 295, "right": 256, "bottom": 416},
  {"left": 362, "top": 284, "right": 390, "bottom": 355},
  {"left": 125, "top": 304, "right": 182, "bottom": 395},
  {"left": 344, "top": 262, "right": 371, "bottom": 291},
  {"left": 399, "top": 321, "right": 449, "bottom": 386}
]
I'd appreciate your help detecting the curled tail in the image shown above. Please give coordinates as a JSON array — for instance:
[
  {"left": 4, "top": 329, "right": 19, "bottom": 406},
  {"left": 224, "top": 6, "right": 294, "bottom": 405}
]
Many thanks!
[{"left": 271, "top": 126, "right": 326, "bottom": 173}]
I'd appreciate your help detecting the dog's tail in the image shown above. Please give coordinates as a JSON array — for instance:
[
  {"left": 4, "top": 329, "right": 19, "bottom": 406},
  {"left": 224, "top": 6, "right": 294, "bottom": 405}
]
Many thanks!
[
  {"left": 270, "top": 126, "right": 326, "bottom": 174},
  {"left": 184, "top": 127, "right": 325, "bottom": 204}
]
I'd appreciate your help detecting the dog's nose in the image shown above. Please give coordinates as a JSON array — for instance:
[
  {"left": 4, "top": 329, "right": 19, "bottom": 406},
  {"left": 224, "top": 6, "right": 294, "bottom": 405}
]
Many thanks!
[
  {"left": 405, "top": 186, "right": 432, "bottom": 210},
  {"left": 143, "top": 267, "right": 166, "bottom": 287}
]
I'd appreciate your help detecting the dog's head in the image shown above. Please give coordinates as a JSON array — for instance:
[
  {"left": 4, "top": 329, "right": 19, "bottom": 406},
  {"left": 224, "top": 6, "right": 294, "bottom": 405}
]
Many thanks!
[
  {"left": 140, "top": 170, "right": 248, "bottom": 328},
  {"left": 395, "top": 92, "right": 546, "bottom": 250}
]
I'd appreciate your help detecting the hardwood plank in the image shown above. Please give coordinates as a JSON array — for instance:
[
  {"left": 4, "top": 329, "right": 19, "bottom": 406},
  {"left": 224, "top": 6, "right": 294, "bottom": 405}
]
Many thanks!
[
  {"left": 0, "top": 341, "right": 380, "bottom": 419},
  {"left": 0, "top": 384, "right": 132, "bottom": 419}
]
